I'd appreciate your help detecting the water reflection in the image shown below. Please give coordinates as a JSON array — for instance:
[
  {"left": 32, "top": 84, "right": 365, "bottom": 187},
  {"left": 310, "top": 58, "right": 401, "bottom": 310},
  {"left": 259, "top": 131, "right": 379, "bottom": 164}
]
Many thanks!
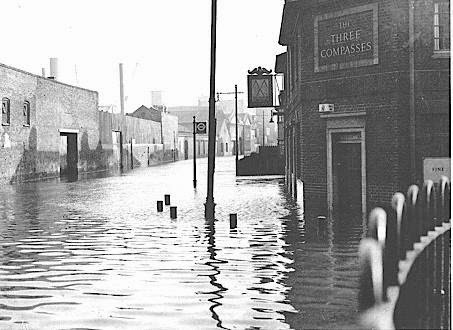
[
  {"left": 0, "top": 157, "right": 363, "bottom": 329},
  {"left": 202, "top": 222, "right": 228, "bottom": 329}
]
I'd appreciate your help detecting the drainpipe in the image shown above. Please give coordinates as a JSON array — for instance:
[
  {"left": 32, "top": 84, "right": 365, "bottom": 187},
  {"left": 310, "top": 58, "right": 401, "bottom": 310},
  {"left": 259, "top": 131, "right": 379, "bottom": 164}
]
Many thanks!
[{"left": 409, "top": 0, "right": 416, "bottom": 182}]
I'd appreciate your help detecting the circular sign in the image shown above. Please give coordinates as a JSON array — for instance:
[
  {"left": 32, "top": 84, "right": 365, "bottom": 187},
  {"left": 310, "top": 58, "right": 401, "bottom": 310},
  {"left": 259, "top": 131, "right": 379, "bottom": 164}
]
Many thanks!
[{"left": 196, "top": 122, "right": 206, "bottom": 132}]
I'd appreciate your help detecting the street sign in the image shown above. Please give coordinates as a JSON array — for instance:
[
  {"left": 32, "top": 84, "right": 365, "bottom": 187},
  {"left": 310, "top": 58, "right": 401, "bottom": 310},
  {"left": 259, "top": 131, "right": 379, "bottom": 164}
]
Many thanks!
[
  {"left": 196, "top": 121, "right": 207, "bottom": 134},
  {"left": 247, "top": 73, "right": 273, "bottom": 108}
]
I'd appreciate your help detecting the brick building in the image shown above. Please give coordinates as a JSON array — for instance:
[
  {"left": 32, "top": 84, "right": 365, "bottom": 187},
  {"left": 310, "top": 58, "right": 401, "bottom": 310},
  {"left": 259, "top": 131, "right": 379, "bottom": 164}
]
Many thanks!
[
  {"left": 278, "top": 0, "right": 450, "bottom": 220},
  {"left": 0, "top": 62, "right": 173, "bottom": 184},
  {"left": 0, "top": 63, "right": 101, "bottom": 183}
]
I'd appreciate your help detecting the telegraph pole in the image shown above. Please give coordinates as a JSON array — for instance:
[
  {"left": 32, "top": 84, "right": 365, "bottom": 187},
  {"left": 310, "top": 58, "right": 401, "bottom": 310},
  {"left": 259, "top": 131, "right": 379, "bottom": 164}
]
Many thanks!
[
  {"left": 193, "top": 116, "right": 197, "bottom": 188},
  {"left": 205, "top": 0, "right": 217, "bottom": 221},
  {"left": 235, "top": 85, "right": 238, "bottom": 174},
  {"left": 217, "top": 86, "right": 244, "bottom": 175}
]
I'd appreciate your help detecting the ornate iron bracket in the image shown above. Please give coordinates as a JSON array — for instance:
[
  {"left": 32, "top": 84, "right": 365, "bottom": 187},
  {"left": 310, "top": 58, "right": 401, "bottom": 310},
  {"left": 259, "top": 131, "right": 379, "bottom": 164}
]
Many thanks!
[{"left": 248, "top": 67, "right": 273, "bottom": 75}]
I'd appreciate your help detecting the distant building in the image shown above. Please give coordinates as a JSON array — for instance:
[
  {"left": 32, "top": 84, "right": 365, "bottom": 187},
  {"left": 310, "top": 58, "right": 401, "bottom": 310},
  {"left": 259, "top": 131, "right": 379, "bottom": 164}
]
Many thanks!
[
  {"left": 0, "top": 63, "right": 176, "bottom": 185},
  {"left": 177, "top": 123, "right": 209, "bottom": 160},
  {"left": 128, "top": 105, "right": 162, "bottom": 122},
  {"left": 151, "top": 91, "right": 163, "bottom": 107},
  {"left": 99, "top": 104, "right": 119, "bottom": 114},
  {"left": 168, "top": 105, "right": 255, "bottom": 157},
  {"left": 129, "top": 105, "right": 179, "bottom": 161}
]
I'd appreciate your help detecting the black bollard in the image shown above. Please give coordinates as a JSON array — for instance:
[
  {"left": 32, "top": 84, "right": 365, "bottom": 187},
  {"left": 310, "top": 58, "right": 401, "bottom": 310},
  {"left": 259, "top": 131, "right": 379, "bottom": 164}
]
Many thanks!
[
  {"left": 157, "top": 201, "right": 163, "bottom": 212},
  {"left": 170, "top": 206, "right": 177, "bottom": 219},
  {"left": 164, "top": 194, "right": 171, "bottom": 206},
  {"left": 230, "top": 214, "right": 237, "bottom": 229}
]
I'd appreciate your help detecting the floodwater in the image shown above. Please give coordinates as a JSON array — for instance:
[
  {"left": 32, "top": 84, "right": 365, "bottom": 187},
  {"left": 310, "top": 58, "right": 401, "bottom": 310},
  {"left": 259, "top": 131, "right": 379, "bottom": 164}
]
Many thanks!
[{"left": 0, "top": 157, "right": 363, "bottom": 329}]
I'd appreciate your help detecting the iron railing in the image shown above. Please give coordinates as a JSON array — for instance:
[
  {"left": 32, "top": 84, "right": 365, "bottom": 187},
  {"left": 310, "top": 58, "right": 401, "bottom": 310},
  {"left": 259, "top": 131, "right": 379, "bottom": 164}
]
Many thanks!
[{"left": 358, "top": 176, "right": 451, "bottom": 330}]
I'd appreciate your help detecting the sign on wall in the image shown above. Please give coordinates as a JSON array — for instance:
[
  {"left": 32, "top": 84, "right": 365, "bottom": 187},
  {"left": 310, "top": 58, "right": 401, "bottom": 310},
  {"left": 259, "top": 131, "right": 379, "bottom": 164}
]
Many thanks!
[
  {"left": 423, "top": 158, "right": 451, "bottom": 182},
  {"left": 247, "top": 74, "right": 273, "bottom": 108},
  {"left": 314, "top": 3, "right": 379, "bottom": 72}
]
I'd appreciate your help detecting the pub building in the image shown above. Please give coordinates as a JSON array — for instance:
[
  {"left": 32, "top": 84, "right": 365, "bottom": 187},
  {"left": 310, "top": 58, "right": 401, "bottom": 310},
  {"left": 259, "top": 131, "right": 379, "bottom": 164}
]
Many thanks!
[{"left": 276, "top": 0, "right": 450, "bottom": 221}]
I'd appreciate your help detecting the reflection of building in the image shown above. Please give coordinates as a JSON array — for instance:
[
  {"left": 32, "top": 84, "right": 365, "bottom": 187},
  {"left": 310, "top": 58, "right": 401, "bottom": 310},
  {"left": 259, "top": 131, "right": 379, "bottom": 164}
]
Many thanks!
[{"left": 278, "top": 0, "right": 450, "bottom": 219}]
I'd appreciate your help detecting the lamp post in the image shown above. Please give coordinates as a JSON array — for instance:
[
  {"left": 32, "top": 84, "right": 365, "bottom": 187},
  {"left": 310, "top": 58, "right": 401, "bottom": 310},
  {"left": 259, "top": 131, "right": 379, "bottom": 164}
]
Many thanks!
[
  {"left": 205, "top": 0, "right": 217, "bottom": 221},
  {"left": 193, "top": 116, "right": 197, "bottom": 188},
  {"left": 216, "top": 85, "right": 244, "bottom": 175}
]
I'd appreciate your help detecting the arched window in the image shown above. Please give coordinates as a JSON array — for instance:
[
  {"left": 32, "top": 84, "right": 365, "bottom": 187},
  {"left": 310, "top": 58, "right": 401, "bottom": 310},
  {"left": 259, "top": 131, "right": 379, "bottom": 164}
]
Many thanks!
[
  {"left": 2, "top": 98, "right": 10, "bottom": 125},
  {"left": 23, "top": 101, "right": 30, "bottom": 126}
]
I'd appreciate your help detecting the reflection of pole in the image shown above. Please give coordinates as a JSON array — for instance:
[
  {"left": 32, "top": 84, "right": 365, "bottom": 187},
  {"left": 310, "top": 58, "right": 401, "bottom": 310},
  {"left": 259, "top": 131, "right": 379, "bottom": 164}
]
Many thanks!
[
  {"left": 193, "top": 116, "right": 197, "bottom": 188},
  {"left": 235, "top": 84, "right": 238, "bottom": 175},
  {"left": 204, "top": 223, "right": 227, "bottom": 329},
  {"left": 262, "top": 110, "right": 265, "bottom": 146},
  {"left": 205, "top": 0, "right": 217, "bottom": 221}
]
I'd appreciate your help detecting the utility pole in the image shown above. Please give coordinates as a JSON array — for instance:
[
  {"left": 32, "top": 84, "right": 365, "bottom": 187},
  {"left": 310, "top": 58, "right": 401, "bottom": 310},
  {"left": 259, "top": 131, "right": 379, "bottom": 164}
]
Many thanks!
[
  {"left": 193, "top": 116, "right": 197, "bottom": 188},
  {"left": 217, "top": 85, "right": 244, "bottom": 175},
  {"left": 205, "top": 0, "right": 217, "bottom": 221},
  {"left": 262, "top": 109, "right": 265, "bottom": 147},
  {"left": 119, "top": 63, "right": 125, "bottom": 116},
  {"left": 235, "top": 85, "right": 238, "bottom": 174}
]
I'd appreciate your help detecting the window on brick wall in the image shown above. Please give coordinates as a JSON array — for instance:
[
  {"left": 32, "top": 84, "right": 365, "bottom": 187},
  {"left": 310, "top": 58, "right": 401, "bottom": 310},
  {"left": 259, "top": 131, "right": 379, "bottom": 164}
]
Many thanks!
[
  {"left": 23, "top": 101, "right": 30, "bottom": 126},
  {"left": 434, "top": 1, "right": 450, "bottom": 52},
  {"left": 2, "top": 98, "right": 10, "bottom": 125}
]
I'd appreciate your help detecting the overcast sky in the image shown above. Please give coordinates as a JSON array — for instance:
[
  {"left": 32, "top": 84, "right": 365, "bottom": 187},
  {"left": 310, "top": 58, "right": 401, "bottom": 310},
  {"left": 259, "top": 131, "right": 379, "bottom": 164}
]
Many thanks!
[{"left": 0, "top": 0, "right": 285, "bottom": 110}]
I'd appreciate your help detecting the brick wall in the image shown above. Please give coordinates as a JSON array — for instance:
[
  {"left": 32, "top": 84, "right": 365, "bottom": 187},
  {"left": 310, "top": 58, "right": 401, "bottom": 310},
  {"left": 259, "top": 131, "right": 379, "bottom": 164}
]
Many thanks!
[
  {"left": 0, "top": 64, "right": 101, "bottom": 183},
  {"left": 281, "top": 0, "right": 450, "bottom": 217},
  {"left": 99, "top": 112, "right": 163, "bottom": 169}
]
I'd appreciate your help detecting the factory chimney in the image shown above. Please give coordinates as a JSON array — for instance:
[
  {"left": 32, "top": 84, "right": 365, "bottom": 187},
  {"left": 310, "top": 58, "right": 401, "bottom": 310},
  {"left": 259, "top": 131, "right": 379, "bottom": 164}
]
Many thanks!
[{"left": 49, "top": 58, "right": 58, "bottom": 80}]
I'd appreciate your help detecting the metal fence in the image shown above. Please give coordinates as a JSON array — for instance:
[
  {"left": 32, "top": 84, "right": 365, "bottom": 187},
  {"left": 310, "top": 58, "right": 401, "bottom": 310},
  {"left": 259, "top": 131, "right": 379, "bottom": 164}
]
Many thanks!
[{"left": 358, "top": 176, "right": 451, "bottom": 330}]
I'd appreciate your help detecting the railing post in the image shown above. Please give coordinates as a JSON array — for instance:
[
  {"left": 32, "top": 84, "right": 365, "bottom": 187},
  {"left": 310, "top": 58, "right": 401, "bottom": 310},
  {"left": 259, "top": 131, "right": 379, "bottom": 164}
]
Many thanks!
[
  {"left": 407, "top": 185, "right": 421, "bottom": 246},
  {"left": 366, "top": 208, "right": 388, "bottom": 300},
  {"left": 439, "top": 176, "right": 450, "bottom": 329},
  {"left": 358, "top": 238, "right": 384, "bottom": 311},
  {"left": 422, "top": 180, "right": 437, "bottom": 328},
  {"left": 390, "top": 193, "right": 405, "bottom": 281}
]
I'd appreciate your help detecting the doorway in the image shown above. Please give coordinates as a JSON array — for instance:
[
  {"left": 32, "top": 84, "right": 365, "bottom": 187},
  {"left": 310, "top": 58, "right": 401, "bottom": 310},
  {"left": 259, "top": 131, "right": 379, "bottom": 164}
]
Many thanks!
[
  {"left": 60, "top": 132, "right": 78, "bottom": 180},
  {"left": 184, "top": 140, "right": 189, "bottom": 160},
  {"left": 112, "top": 131, "right": 123, "bottom": 171},
  {"left": 333, "top": 134, "right": 362, "bottom": 218}
]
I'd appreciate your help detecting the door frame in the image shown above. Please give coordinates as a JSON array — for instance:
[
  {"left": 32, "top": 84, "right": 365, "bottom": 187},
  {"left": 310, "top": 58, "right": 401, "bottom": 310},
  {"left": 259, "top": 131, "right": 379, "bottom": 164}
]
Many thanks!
[{"left": 323, "top": 112, "right": 366, "bottom": 219}]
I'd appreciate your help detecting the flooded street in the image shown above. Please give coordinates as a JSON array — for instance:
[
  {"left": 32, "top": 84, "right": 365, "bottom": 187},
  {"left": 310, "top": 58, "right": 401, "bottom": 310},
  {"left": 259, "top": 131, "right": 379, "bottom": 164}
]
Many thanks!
[{"left": 0, "top": 157, "right": 363, "bottom": 329}]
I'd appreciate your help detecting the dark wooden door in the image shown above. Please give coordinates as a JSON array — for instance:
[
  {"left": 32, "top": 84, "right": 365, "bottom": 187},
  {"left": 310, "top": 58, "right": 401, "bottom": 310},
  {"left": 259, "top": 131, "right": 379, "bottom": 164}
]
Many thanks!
[{"left": 334, "top": 142, "right": 361, "bottom": 217}]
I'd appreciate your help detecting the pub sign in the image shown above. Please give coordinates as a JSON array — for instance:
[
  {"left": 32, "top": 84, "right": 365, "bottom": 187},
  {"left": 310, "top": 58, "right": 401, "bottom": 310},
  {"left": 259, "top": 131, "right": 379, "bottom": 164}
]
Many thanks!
[
  {"left": 247, "top": 74, "right": 273, "bottom": 108},
  {"left": 314, "top": 3, "right": 379, "bottom": 72}
]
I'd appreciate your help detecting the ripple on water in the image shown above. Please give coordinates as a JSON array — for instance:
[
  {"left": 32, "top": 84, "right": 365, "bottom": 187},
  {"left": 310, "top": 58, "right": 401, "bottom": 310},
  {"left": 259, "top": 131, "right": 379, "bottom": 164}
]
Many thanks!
[{"left": 0, "top": 158, "right": 363, "bottom": 329}]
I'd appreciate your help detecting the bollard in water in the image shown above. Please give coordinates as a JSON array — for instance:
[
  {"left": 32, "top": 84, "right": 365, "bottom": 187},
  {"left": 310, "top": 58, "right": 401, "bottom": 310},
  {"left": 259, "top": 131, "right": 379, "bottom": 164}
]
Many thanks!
[
  {"left": 157, "top": 201, "right": 163, "bottom": 212},
  {"left": 230, "top": 213, "right": 237, "bottom": 229},
  {"left": 164, "top": 194, "right": 171, "bottom": 206},
  {"left": 170, "top": 206, "right": 177, "bottom": 219}
]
